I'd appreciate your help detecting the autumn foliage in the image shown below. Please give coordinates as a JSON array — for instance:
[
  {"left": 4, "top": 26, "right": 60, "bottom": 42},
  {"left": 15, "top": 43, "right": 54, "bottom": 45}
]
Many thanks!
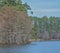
[{"left": 0, "top": 6, "right": 32, "bottom": 45}]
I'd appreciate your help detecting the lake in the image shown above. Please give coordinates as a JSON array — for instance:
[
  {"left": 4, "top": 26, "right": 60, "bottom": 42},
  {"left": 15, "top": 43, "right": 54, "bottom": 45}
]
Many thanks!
[{"left": 0, "top": 41, "right": 60, "bottom": 53}]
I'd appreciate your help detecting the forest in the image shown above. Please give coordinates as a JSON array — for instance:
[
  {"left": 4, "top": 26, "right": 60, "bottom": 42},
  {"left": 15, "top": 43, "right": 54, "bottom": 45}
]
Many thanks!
[{"left": 31, "top": 16, "right": 60, "bottom": 40}]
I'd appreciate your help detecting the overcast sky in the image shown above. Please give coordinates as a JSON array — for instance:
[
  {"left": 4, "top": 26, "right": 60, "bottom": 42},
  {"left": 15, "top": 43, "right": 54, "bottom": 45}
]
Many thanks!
[{"left": 22, "top": 0, "right": 60, "bottom": 17}]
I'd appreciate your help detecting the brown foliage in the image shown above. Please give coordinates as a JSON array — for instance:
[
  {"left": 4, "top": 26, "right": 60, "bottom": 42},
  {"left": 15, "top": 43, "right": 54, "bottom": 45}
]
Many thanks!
[{"left": 0, "top": 6, "right": 32, "bottom": 45}]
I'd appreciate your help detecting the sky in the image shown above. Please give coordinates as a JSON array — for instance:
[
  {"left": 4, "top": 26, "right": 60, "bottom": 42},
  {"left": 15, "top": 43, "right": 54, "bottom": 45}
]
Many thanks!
[{"left": 22, "top": 0, "right": 60, "bottom": 17}]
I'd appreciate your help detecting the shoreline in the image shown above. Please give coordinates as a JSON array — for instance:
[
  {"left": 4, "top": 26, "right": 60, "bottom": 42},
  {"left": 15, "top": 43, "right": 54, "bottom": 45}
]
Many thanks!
[
  {"left": 0, "top": 39, "right": 60, "bottom": 47},
  {"left": 29, "top": 39, "right": 60, "bottom": 42}
]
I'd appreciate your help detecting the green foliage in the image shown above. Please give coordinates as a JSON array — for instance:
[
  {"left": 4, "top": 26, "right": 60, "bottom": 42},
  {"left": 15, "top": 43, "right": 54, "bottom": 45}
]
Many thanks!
[
  {"left": 23, "top": 2, "right": 31, "bottom": 10},
  {"left": 13, "top": 4, "right": 27, "bottom": 13},
  {"left": 3, "top": 0, "right": 17, "bottom": 6},
  {"left": 31, "top": 16, "right": 60, "bottom": 39},
  {"left": 31, "top": 17, "right": 39, "bottom": 39},
  {"left": 31, "top": 27, "right": 37, "bottom": 39},
  {"left": 0, "top": 0, "right": 31, "bottom": 13}
]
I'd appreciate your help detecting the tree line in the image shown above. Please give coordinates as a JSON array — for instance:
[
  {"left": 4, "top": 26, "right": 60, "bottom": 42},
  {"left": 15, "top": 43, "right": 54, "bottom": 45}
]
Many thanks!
[{"left": 31, "top": 16, "right": 60, "bottom": 40}]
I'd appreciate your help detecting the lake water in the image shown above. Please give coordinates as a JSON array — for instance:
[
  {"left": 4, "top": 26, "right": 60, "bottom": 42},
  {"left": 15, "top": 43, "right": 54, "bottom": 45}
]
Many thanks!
[{"left": 0, "top": 41, "right": 60, "bottom": 53}]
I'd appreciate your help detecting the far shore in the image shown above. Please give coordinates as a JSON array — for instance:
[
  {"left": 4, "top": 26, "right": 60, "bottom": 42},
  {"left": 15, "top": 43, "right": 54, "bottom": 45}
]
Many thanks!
[{"left": 29, "top": 39, "right": 60, "bottom": 42}]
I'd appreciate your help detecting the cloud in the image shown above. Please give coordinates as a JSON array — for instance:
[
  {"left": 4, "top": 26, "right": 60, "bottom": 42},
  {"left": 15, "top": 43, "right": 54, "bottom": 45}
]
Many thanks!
[{"left": 32, "top": 9, "right": 60, "bottom": 13}]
